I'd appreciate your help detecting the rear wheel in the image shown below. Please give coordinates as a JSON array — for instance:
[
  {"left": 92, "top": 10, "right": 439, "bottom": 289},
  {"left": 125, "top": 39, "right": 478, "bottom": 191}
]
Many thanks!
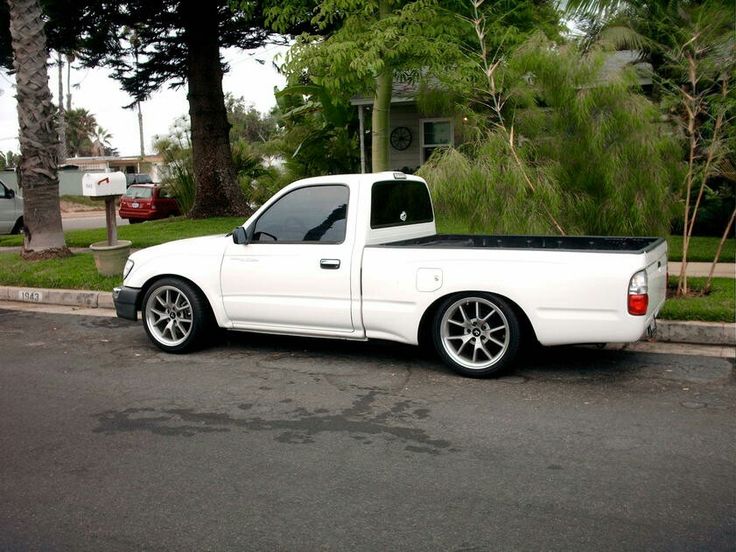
[
  {"left": 10, "top": 216, "right": 23, "bottom": 235},
  {"left": 128, "top": 218, "right": 144, "bottom": 224},
  {"left": 142, "top": 278, "right": 213, "bottom": 353},
  {"left": 432, "top": 293, "right": 521, "bottom": 378}
]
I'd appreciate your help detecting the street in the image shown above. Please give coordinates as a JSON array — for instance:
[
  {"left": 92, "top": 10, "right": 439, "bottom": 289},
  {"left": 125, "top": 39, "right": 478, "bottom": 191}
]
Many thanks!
[
  {"left": 62, "top": 212, "right": 129, "bottom": 231},
  {"left": 0, "top": 307, "right": 733, "bottom": 552}
]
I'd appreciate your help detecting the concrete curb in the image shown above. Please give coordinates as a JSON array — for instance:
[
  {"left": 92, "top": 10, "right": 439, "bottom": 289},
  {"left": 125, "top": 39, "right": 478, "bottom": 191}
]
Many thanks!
[
  {"left": 657, "top": 320, "right": 735, "bottom": 346},
  {"left": 0, "top": 285, "right": 112, "bottom": 309},
  {"left": 0, "top": 285, "right": 734, "bottom": 348}
]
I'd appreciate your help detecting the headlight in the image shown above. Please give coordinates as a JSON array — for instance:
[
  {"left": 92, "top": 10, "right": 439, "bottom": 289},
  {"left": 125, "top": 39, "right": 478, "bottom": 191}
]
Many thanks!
[{"left": 123, "top": 259, "right": 135, "bottom": 279}]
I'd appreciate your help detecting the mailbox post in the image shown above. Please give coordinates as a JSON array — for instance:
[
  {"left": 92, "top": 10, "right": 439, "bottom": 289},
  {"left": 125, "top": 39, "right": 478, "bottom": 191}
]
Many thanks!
[{"left": 83, "top": 172, "right": 132, "bottom": 276}]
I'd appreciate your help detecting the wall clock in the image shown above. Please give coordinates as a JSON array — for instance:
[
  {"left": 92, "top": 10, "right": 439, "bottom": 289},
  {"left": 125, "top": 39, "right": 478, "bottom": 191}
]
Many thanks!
[{"left": 390, "top": 126, "right": 412, "bottom": 151}]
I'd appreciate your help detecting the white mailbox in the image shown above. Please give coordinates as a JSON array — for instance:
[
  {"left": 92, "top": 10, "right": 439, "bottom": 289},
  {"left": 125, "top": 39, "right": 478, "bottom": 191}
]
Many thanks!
[{"left": 82, "top": 172, "right": 127, "bottom": 197}]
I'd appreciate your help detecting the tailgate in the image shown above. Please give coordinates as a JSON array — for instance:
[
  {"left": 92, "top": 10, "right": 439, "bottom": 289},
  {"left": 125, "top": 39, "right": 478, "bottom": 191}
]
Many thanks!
[{"left": 644, "top": 240, "right": 668, "bottom": 315}]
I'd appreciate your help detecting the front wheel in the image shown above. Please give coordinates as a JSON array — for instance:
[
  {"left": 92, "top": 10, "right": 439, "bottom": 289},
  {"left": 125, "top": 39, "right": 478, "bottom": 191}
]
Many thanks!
[
  {"left": 432, "top": 293, "right": 521, "bottom": 378},
  {"left": 142, "top": 278, "right": 213, "bottom": 353}
]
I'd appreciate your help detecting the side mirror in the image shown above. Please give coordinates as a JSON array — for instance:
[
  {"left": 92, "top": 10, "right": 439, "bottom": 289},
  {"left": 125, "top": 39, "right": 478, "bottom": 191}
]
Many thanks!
[
  {"left": 232, "top": 226, "right": 249, "bottom": 245},
  {"left": 5, "top": 188, "right": 14, "bottom": 199}
]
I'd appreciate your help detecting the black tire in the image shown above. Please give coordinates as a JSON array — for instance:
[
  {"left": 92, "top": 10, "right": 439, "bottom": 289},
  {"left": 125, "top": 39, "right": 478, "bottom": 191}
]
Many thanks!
[
  {"left": 128, "top": 218, "right": 144, "bottom": 224},
  {"left": 432, "top": 292, "right": 521, "bottom": 378},
  {"left": 10, "top": 216, "right": 23, "bottom": 235},
  {"left": 141, "top": 277, "right": 214, "bottom": 353}
]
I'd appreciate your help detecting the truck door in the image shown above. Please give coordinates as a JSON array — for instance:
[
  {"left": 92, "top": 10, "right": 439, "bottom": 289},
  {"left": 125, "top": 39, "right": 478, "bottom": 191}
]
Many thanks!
[
  {"left": 221, "top": 184, "right": 355, "bottom": 334},
  {"left": 0, "top": 181, "right": 17, "bottom": 234}
]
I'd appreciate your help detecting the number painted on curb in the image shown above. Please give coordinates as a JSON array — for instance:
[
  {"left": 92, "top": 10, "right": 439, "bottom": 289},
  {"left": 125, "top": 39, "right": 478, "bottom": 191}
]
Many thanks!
[{"left": 18, "top": 290, "right": 42, "bottom": 303}]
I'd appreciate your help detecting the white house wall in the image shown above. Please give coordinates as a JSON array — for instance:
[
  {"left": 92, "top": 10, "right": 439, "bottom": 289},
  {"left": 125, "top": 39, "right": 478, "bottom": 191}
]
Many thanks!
[{"left": 388, "top": 104, "right": 422, "bottom": 172}]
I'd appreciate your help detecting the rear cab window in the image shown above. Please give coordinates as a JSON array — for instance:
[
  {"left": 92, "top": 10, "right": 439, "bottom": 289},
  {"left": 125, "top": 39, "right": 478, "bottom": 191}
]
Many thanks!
[
  {"left": 125, "top": 186, "right": 153, "bottom": 199},
  {"left": 370, "top": 180, "right": 434, "bottom": 229}
]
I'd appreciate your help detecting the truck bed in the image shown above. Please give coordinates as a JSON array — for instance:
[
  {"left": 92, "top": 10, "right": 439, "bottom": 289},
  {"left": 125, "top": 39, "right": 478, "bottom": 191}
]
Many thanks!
[{"left": 377, "top": 234, "right": 665, "bottom": 254}]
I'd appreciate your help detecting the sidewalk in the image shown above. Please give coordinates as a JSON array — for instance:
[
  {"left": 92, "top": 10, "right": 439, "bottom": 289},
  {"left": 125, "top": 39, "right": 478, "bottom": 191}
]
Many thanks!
[{"left": 668, "top": 262, "right": 735, "bottom": 278}]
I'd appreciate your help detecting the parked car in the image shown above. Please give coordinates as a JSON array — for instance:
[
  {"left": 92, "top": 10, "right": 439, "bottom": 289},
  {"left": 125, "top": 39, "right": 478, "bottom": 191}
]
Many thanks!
[
  {"left": 113, "top": 172, "right": 667, "bottom": 378},
  {"left": 0, "top": 179, "right": 23, "bottom": 235},
  {"left": 119, "top": 183, "right": 180, "bottom": 224},
  {"left": 125, "top": 173, "right": 153, "bottom": 186}
]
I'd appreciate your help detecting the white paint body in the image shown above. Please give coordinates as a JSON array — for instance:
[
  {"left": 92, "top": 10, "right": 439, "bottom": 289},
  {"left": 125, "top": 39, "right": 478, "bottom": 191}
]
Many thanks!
[
  {"left": 122, "top": 173, "right": 667, "bottom": 347},
  {"left": 0, "top": 178, "right": 23, "bottom": 235}
]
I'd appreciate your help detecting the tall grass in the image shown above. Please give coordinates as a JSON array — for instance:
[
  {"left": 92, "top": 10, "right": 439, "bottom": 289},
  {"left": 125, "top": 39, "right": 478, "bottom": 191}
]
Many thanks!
[
  {"left": 420, "top": 38, "right": 681, "bottom": 236},
  {"left": 420, "top": 137, "right": 563, "bottom": 234}
]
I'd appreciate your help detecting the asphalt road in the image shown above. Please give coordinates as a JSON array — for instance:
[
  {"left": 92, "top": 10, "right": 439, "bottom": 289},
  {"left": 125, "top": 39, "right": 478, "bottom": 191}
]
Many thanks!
[
  {"left": 0, "top": 308, "right": 734, "bottom": 552},
  {"left": 62, "top": 213, "right": 129, "bottom": 231}
]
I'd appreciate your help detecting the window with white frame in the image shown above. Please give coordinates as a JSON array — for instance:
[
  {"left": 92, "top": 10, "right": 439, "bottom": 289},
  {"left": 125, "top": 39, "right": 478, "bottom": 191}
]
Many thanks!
[{"left": 420, "top": 118, "right": 453, "bottom": 163}]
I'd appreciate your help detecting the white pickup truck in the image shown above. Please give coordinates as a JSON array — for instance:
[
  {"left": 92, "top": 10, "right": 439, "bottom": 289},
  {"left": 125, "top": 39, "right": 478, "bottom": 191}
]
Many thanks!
[
  {"left": 114, "top": 172, "right": 667, "bottom": 377},
  {"left": 0, "top": 178, "right": 23, "bottom": 235}
]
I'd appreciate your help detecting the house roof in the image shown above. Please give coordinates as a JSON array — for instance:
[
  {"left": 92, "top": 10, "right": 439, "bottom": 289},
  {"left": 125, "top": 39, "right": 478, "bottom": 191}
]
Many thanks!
[
  {"left": 350, "top": 80, "right": 420, "bottom": 106},
  {"left": 350, "top": 50, "right": 653, "bottom": 107}
]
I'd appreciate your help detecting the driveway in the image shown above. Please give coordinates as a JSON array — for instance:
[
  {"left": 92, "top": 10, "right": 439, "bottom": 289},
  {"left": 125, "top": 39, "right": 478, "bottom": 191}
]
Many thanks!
[{"left": 0, "top": 307, "right": 733, "bottom": 551}]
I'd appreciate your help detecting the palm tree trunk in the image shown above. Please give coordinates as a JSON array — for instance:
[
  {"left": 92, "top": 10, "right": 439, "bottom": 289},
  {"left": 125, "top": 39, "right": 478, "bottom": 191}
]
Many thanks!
[
  {"left": 181, "top": 0, "right": 250, "bottom": 218},
  {"left": 8, "top": 0, "right": 69, "bottom": 258}
]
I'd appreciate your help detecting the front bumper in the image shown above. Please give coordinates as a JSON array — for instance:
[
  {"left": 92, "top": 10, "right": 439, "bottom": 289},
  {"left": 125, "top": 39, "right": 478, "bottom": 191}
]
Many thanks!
[{"left": 113, "top": 286, "right": 141, "bottom": 321}]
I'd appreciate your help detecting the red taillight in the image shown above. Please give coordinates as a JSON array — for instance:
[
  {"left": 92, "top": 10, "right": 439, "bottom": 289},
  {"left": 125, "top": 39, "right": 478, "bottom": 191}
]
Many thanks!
[
  {"left": 628, "top": 294, "right": 648, "bottom": 315},
  {"left": 628, "top": 269, "right": 649, "bottom": 316}
]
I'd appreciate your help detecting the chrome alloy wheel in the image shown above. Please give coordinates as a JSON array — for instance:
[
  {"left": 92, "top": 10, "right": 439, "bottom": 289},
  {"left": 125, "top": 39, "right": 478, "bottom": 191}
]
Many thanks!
[
  {"left": 440, "top": 296, "right": 511, "bottom": 370},
  {"left": 144, "top": 285, "right": 194, "bottom": 347}
]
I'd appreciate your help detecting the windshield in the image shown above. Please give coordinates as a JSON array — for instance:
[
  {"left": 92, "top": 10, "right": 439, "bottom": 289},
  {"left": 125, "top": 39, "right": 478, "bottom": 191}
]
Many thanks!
[{"left": 125, "top": 186, "right": 153, "bottom": 199}]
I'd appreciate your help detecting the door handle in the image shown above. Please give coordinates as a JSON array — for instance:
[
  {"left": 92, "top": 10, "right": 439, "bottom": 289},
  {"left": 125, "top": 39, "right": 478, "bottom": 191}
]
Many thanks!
[{"left": 320, "top": 259, "right": 341, "bottom": 270}]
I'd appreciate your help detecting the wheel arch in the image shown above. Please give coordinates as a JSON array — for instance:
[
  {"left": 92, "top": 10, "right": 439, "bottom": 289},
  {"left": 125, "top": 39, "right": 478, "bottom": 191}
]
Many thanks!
[
  {"left": 11, "top": 216, "right": 23, "bottom": 235},
  {"left": 137, "top": 274, "right": 218, "bottom": 323},
  {"left": 417, "top": 290, "right": 538, "bottom": 349}
]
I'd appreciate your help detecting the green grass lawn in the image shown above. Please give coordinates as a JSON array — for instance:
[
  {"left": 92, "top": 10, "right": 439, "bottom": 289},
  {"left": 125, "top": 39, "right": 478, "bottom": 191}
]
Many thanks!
[
  {"left": 0, "top": 252, "right": 121, "bottom": 291},
  {"left": 659, "top": 277, "right": 734, "bottom": 323},
  {"left": 664, "top": 235, "right": 735, "bottom": 263},
  {"left": 0, "top": 216, "right": 244, "bottom": 249}
]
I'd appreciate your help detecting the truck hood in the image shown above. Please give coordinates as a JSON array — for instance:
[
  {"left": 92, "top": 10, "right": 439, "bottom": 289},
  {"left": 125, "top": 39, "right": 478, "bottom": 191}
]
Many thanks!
[{"left": 129, "top": 234, "right": 229, "bottom": 266}]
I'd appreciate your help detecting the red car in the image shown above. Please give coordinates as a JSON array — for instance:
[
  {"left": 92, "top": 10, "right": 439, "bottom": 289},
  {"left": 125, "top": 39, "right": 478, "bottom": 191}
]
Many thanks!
[{"left": 119, "top": 184, "right": 181, "bottom": 224}]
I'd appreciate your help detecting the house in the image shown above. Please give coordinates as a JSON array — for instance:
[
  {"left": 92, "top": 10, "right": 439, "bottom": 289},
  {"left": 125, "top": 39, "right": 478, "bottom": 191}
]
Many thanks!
[
  {"left": 350, "top": 81, "right": 462, "bottom": 174},
  {"left": 62, "top": 154, "right": 164, "bottom": 183},
  {"left": 0, "top": 154, "right": 164, "bottom": 196},
  {"left": 351, "top": 51, "right": 653, "bottom": 173}
]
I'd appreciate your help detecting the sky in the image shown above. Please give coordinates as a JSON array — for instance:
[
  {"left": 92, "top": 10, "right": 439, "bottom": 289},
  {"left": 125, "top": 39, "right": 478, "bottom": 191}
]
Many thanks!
[{"left": 0, "top": 43, "right": 289, "bottom": 158}]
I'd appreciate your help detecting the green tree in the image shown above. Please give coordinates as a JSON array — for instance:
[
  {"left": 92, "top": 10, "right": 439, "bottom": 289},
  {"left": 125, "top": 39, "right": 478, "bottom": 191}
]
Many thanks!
[
  {"left": 89, "top": 125, "right": 113, "bottom": 156},
  {"left": 567, "top": 0, "right": 735, "bottom": 294},
  {"left": 0, "top": 150, "right": 19, "bottom": 169},
  {"left": 6, "top": 0, "right": 68, "bottom": 258},
  {"left": 271, "top": 0, "right": 469, "bottom": 172},
  {"left": 269, "top": 82, "right": 360, "bottom": 179},
  {"left": 64, "top": 107, "right": 97, "bottom": 157},
  {"left": 0, "top": 0, "right": 302, "bottom": 218},
  {"left": 419, "top": 28, "right": 680, "bottom": 236},
  {"left": 226, "top": 94, "right": 279, "bottom": 145}
]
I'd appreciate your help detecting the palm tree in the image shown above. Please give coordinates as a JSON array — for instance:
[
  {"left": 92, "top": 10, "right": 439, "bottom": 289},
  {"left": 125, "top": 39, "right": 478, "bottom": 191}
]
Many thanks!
[
  {"left": 89, "top": 125, "right": 113, "bottom": 156},
  {"left": 65, "top": 108, "right": 97, "bottom": 157},
  {"left": 7, "top": 0, "right": 69, "bottom": 257}
]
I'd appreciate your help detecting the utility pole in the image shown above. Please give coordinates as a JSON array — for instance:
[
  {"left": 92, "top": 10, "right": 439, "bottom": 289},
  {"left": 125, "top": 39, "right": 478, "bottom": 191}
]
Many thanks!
[
  {"left": 57, "top": 52, "right": 67, "bottom": 162},
  {"left": 65, "top": 53, "right": 73, "bottom": 111},
  {"left": 137, "top": 101, "right": 145, "bottom": 157}
]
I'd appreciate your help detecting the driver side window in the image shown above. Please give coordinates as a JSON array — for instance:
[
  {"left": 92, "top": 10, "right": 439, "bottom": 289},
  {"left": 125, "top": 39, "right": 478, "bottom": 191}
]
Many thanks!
[{"left": 252, "top": 185, "right": 348, "bottom": 243}]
